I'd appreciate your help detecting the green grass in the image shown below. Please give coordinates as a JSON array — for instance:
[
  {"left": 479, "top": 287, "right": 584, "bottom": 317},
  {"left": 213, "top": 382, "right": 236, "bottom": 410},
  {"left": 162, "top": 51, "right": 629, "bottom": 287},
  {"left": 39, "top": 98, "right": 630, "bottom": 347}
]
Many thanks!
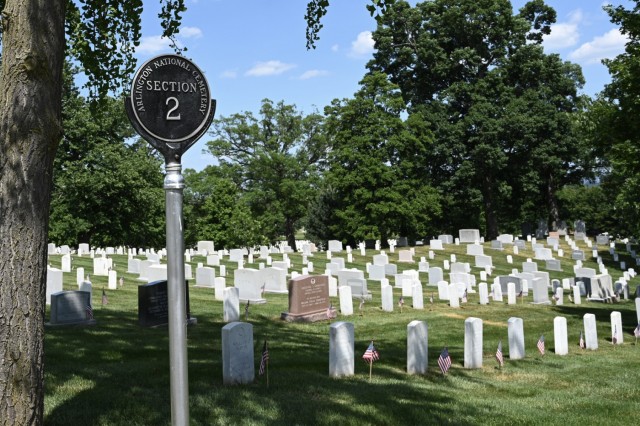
[{"left": 44, "top": 240, "right": 640, "bottom": 425}]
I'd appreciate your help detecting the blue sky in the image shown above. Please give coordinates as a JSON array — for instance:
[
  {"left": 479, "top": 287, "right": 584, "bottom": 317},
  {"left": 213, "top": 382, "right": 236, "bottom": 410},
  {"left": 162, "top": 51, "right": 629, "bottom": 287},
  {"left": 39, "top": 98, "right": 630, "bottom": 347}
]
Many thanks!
[{"left": 133, "top": 0, "right": 631, "bottom": 170}]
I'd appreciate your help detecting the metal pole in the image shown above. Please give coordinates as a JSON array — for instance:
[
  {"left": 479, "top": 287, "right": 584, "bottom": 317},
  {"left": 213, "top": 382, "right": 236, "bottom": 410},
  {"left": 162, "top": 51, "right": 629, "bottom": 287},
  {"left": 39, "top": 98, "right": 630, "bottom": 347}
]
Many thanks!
[{"left": 164, "top": 161, "right": 189, "bottom": 426}]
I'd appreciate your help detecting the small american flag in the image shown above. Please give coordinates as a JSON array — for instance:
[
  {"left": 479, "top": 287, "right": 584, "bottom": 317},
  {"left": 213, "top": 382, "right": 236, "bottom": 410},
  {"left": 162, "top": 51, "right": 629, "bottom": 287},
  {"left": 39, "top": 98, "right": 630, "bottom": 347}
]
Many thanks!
[
  {"left": 398, "top": 296, "right": 404, "bottom": 308},
  {"left": 261, "top": 283, "right": 266, "bottom": 296},
  {"left": 537, "top": 335, "right": 545, "bottom": 355},
  {"left": 259, "top": 340, "right": 269, "bottom": 375},
  {"left": 438, "top": 347, "right": 452, "bottom": 375},
  {"left": 359, "top": 298, "right": 365, "bottom": 311},
  {"left": 362, "top": 341, "right": 379, "bottom": 364},
  {"left": 101, "top": 288, "right": 108, "bottom": 306},
  {"left": 244, "top": 300, "right": 250, "bottom": 320},
  {"left": 86, "top": 305, "right": 94, "bottom": 320},
  {"left": 430, "top": 293, "right": 434, "bottom": 304},
  {"left": 517, "top": 290, "right": 523, "bottom": 299},
  {"left": 461, "top": 290, "right": 468, "bottom": 304},
  {"left": 579, "top": 331, "right": 585, "bottom": 349},
  {"left": 612, "top": 325, "right": 618, "bottom": 345},
  {"left": 568, "top": 294, "right": 573, "bottom": 303},
  {"left": 326, "top": 303, "right": 334, "bottom": 319},
  {"left": 496, "top": 340, "right": 504, "bottom": 367},
  {"left": 634, "top": 322, "right": 640, "bottom": 338}
]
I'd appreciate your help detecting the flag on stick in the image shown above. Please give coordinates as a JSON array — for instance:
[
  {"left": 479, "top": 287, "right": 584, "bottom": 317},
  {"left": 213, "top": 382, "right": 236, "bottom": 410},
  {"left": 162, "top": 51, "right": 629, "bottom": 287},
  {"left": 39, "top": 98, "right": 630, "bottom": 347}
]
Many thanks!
[
  {"left": 398, "top": 296, "right": 404, "bottom": 313},
  {"left": 612, "top": 325, "right": 618, "bottom": 345},
  {"left": 634, "top": 322, "right": 640, "bottom": 344},
  {"left": 86, "top": 305, "right": 94, "bottom": 320},
  {"left": 326, "top": 302, "right": 334, "bottom": 320},
  {"left": 359, "top": 298, "right": 365, "bottom": 313},
  {"left": 438, "top": 347, "right": 452, "bottom": 375},
  {"left": 362, "top": 341, "right": 380, "bottom": 364},
  {"left": 537, "top": 335, "right": 545, "bottom": 356},
  {"left": 101, "top": 287, "right": 108, "bottom": 306},
  {"left": 496, "top": 340, "right": 504, "bottom": 368},
  {"left": 430, "top": 293, "right": 434, "bottom": 305},
  {"left": 579, "top": 331, "right": 585, "bottom": 349},
  {"left": 259, "top": 340, "right": 269, "bottom": 375},
  {"left": 244, "top": 300, "right": 250, "bottom": 320},
  {"left": 461, "top": 289, "right": 468, "bottom": 304},
  {"left": 363, "top": 340, "right": 379, "bottom": 380}
]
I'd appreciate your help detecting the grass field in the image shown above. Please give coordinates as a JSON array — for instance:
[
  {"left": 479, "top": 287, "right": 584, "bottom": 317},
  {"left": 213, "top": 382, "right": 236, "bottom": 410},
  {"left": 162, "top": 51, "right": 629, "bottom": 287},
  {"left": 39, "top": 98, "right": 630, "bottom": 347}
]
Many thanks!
[{"left": 44, "top": 239, "right": 640, "bottom": 425}]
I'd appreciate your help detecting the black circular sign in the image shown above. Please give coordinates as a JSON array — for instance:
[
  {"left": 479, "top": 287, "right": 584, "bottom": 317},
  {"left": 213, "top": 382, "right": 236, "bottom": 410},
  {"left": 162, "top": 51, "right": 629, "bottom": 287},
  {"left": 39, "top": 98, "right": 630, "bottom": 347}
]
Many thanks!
[{"left": 129, "top": 54, "right": 213, "bottom": 143}]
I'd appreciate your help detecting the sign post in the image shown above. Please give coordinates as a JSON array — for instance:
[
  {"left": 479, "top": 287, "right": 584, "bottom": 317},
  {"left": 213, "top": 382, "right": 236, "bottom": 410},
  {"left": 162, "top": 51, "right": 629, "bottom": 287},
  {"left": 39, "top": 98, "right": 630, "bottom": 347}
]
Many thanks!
[{"left": 126, "top": 54, "right": 215, "bottom": 426}]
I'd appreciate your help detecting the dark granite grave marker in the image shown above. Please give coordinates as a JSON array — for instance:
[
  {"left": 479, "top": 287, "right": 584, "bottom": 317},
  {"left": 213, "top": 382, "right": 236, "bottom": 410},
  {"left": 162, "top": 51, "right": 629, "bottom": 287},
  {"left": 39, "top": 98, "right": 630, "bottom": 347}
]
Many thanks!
[{"left": 138, "top": 280, "right": 194, "bottom": 327}]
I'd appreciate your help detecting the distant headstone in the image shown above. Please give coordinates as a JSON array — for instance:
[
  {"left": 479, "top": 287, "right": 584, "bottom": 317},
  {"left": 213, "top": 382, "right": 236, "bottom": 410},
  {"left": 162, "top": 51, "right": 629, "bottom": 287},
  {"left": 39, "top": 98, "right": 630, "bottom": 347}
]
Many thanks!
[
  {"left": 584, "top": 313, "right": 598, "bottom": 350},
  {"left": 478, "top": 283, "right": 489, "bottom": 305},
  {"left": 381, "top": 284, "right": 394, "bottom": 312},
  {"left": 281, "top": 275, "right": 330, "bottom": 322},
  {"left": 339, "top": 286, "right": 354, "bottom": 316},
  {"left": 507, "top": 317, "right": 524, "bottom": 359},
  {"left": 222, "top": 322, "right": 254, "bottom": 385},
  {"left": 46, "top": 291, "right": 96, "bottom": 326},
  {"left": 46, "top": 267, "right": 64, "bottom": 305},
  {"left": 611, "top": 311, "right": 623, "bottom": 345},
  {"left": 459, "top": 229, "right": 480, "bottom": 244},
  {"left": 223, "top": 287, "right": 240, "bottom": 322},
  {"left": 554, "top": 316, "right": 568, "bottom": 355},
  {"left": 531, "top": 278, "right": 550, "bottom": 305},
  {"left": 329, "top": 321, "right": 354, "bottom": 377},
  {"left": 407, "top": 320, "right": 429, "bottom": 375}
]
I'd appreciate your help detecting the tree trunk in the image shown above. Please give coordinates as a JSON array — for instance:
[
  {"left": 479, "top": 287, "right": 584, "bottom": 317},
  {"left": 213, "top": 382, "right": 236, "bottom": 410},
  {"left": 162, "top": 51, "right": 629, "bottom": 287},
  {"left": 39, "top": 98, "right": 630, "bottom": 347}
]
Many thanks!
[
  {"left": 0, "top": 1, "right": 66, "bottom": 425},
  {"left": 547, "top": 174, "right": 560, "bottom": 231},
  {"left": 482, "top": 174, "right": 499, "bottom": 240},
  {"left": 285, "top": 217, "right": 296, "bottom": 251}
]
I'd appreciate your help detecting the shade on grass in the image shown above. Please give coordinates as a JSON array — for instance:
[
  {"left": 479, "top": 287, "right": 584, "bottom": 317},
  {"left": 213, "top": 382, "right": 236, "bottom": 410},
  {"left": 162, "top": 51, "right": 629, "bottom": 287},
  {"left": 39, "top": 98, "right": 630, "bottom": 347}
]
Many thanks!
[{"left": 44, "top": 241, "right": 640, "bottom": 425}]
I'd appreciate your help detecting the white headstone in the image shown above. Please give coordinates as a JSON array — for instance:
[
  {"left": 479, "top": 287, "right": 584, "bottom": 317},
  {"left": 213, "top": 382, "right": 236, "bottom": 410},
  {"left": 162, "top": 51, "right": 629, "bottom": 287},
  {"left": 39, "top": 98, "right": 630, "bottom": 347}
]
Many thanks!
[
  {"left": 329, "top": 322, "right": 354, "bottom": 377},
  {"left": 214, "top": 277, "right": 226, "bottom": 301},
  {"left": 339, "top": 286, "right": 353, "bottom": 316},
  {"left": 222, "top": 322, "right": 254, "bottom": 385},
  {"left": 584, "top": 313, "right": 598, "bottom": 350},
  {"left": 448, "top": 284, "right": 460, "bottom": 308},
  {"left": 407, "top": 320, "right": 428, "bottom": 375},
  {"left": 412, "top": 283, "right": 424, "bottom": 309},
  {"left": 223, "top": 287, "right": 240, "bottom": 322},
  {"left": 478, "top": 282, "right": 489, "bottom": 305},
  {"left": 508, "top": 317, "right": 525, "bottom": 359},
  {"left": 611, "top": 311, "right": 623, "bottom": 345},
  {"left": 381, "top": 285, "right": 394, "bottom": 312},
  {"left": 554, "top": 316, "right": 568, "bottom": 355},
  {"left": 464, "top": 317, "right": 483, "bottom": 368}
]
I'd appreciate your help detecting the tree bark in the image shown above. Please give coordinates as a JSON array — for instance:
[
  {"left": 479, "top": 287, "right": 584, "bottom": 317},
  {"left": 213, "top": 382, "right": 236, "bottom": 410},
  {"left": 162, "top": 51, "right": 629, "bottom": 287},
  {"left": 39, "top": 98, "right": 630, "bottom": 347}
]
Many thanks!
[
  {"left": 0, "top": 1, "right": 66, "bottom": 424},
  {"left": 547, "top": 173, "right": 560, "bottom": 231},
  {"left": 482, "top": 174, "right": 499, "bottom": 240}
]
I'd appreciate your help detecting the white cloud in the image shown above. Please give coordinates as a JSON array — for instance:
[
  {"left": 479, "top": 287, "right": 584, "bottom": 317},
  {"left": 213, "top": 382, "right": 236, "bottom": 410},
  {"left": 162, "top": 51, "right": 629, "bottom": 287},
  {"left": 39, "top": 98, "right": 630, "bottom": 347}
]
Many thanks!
[
  {"left": 570, "top": 28, "right": 628, "bottom": 64},
  {"left": 349, "top": 31, "right": 375, "bottom": 58},
  {"left": 543, "top": 9, "right": 582, "bottom": 50},
  {"left": 137, "top": 35, "right": 173, "bottom": 55},
  {"left": 220, "top": 69, "right": 237, "bottom": 79},
  {"left": 299, "top": 70, "right": 329, "bottom": 80},
  {"left": 180, "top": 26, "right": 203, "bottom": 39},
  {"left": 245, "top": 60, "right": 296, "bottom": 77},
  {"left": 331, "top": 44, "right": 339, "bottom": 52}
]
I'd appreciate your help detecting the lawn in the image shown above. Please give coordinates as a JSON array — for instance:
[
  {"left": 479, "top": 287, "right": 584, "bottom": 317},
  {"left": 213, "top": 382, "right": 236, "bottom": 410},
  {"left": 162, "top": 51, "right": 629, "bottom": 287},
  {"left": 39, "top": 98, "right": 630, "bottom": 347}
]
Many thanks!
[{"left": 44, "top": 239, "right": 640, "bottom": 425}]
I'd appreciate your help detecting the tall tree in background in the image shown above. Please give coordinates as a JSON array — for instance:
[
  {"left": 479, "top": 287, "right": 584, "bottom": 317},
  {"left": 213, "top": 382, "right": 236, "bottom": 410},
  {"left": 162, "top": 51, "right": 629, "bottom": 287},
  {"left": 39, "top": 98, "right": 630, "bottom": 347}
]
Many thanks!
[
  {"left": 183, "top": 165, "right": 265, "bottom": 248},
  {"left": 0, "top": 1, "right": 185, "bottom": 423},
  {"left": 367, "top": 0, "right": 585, "bottom": 238},
  {"left": 598, "top": 1, "right": 640, "bottom": 236},
  {"left": 50, "top": 64, "right": 165, "bottom": 248},
  {"left": 321, "top": 72, "right": 441, "bottom": 245},
  {"left": 206, "top": 99, "right": 327, "bottom": 248}
]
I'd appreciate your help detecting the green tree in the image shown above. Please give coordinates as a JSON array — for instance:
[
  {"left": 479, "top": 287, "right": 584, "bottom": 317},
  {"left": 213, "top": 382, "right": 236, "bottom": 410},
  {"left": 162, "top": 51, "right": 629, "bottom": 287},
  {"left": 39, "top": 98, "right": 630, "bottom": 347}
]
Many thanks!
[
  {"left": 322, "top": 72, "right": 441, "bottom": 245},
  {"left": 368, "top": 0, "right": 584, "bottom": 238},
  {"left": 0, "top": 1, "right": 184, "bottom": 423},
  {"left": 49, "top": 64, "right": 165, "bottom": 248},
  {"left": 183, "top": 165, "right": 266, "bottom": 248},
  {"left": 596, "top": 1, "right": 640, "bottom": 236},
  {"left": 206, "top": 99, "right": 327, "bottom": 248}
]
